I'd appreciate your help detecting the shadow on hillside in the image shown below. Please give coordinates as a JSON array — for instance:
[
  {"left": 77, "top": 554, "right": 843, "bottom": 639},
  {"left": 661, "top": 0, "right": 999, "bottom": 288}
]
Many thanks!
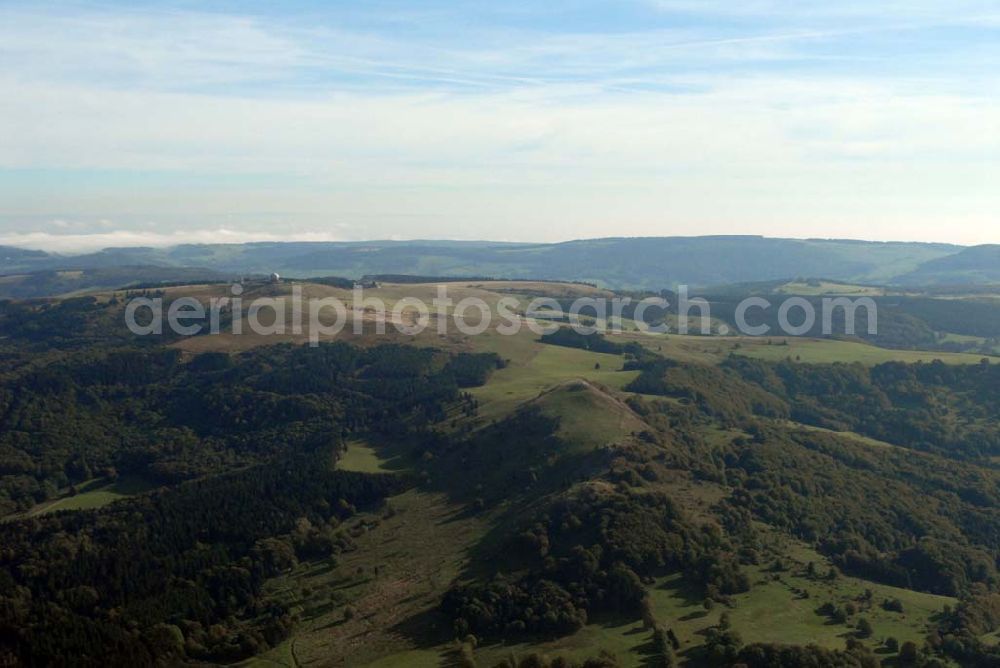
[{"left": 390, "top": 606, "right": 460, "bottom": 650}]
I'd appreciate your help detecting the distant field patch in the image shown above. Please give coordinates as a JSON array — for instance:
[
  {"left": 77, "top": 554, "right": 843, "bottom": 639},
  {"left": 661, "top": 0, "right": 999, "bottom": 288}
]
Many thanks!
[
  {"left": 731, "top": 336, "right": 992, "bottom": 365},
  {"left": 776, "top": 280, "right": 885, "bottom": 296}
]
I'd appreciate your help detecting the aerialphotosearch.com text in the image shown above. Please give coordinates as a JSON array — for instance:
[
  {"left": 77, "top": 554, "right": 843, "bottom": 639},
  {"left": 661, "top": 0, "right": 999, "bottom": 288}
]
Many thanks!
[{"left": 125, "top": 284, "right": 878, "bottom": 345}]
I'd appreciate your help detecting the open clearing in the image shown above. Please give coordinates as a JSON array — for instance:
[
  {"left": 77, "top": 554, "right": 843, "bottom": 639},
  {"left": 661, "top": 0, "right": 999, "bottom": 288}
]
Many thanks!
[
  {"left": 337, "top": 442, "right": 391, "bottom": 474},
  {"left": 4, "top": 475, "right": 156, "bottom": 520}
]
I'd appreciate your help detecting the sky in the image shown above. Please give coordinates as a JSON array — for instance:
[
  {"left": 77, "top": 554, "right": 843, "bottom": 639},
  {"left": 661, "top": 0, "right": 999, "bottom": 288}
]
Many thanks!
[{"left": 0, "top": 0, "right": 998, "bottom": 252}]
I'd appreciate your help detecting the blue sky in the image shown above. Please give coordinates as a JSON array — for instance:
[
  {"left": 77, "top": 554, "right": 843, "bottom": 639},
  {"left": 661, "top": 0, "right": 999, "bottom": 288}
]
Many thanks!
[{"left": 0, "top": 0, "right": 998, "bottom": 251}]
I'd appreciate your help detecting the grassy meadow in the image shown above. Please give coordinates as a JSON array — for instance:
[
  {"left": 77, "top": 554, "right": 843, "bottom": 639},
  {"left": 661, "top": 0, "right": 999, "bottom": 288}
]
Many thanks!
[{"left": 3, "top": 475, "right": 156, "bottom": 520}]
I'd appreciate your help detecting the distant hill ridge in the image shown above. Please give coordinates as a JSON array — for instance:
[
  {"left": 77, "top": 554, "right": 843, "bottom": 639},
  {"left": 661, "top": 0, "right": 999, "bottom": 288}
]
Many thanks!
[{"left": 1, "top": 236, "right": 994, "bottom": 296}]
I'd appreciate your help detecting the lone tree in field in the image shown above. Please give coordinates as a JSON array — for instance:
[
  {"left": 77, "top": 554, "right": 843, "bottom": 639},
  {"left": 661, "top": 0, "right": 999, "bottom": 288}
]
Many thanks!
[{"left": 899, "top": 640, "right": 919, "bottom": 664}]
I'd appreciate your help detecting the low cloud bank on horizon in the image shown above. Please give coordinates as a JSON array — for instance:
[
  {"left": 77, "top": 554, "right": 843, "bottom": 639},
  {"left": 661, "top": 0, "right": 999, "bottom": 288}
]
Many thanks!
[
  {"left": 0, "top": 1, "right": 997, "bottom": 247},
  {"left": 0, "top": 229, "right": 350, "bottom": 254}
]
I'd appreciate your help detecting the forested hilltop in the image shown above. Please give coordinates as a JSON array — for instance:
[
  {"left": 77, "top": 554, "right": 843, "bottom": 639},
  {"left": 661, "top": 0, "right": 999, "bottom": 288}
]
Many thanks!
[{"left": 2, "top": 280, "right": 1000, "bottom": 666}]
